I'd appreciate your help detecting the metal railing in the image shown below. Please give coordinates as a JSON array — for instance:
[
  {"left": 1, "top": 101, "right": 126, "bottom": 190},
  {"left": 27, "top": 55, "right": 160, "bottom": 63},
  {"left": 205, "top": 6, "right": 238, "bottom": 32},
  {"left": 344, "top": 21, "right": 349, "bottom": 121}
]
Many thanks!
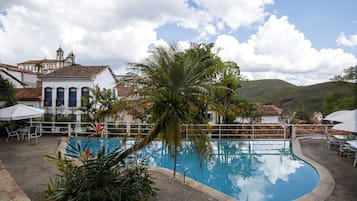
[{"left": 30, "top": 121, "right": 338, "bottom": 140}]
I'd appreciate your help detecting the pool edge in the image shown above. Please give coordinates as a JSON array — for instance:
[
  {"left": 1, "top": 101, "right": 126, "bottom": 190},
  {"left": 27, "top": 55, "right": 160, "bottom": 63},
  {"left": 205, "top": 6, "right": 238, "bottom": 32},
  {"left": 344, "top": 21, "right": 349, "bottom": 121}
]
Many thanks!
[
  {"left": 148, "top": 166, "right": 238, "bottom": 201},
  {"left": 292, "top": 139, "right": 335, "bottom": 201}
]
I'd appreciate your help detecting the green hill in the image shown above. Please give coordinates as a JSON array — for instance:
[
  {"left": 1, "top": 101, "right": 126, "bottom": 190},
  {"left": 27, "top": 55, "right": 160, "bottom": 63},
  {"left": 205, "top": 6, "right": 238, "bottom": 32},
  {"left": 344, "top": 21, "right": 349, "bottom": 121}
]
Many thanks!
[{"left": 238, "top": 79, "right": 357, "bottom": 117}]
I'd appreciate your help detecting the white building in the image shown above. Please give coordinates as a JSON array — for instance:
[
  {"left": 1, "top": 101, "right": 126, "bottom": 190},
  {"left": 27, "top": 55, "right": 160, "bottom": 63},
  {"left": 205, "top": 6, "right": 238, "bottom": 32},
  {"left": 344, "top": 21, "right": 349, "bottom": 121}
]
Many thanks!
[
  {"left": 258, "top": 105, "right": 283, "bottom": 123},
  {"left": 0, "top": 63, "right": 37, "bottom": 88},
  {"left": 234, "top": 105, "right": 283, "bottom": 124},
  {"left": 40, "top": 65, "right": 117, "bottom": 121},
  {"left": 17, "top": 47, "right": 75, "bottom": 74}
]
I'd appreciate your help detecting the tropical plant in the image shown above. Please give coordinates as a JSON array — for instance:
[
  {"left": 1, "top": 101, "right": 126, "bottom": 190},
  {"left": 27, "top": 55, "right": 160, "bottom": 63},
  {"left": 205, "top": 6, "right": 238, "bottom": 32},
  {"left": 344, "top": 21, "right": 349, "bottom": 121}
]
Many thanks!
[
  {"left": 88, "top": 121, "right": 104, "bottom": 137},
  {"left": 42, "top": 142, "right": 157, "bottom": 201},
  {"left": 0, "top": 75, "right": 17, "bottom": 108},
  {"left": 116, "top": 43, "right": 228, "bottom": 177},
  {"left": 79, "top": 85, "right": 119, "bottom": 122}
]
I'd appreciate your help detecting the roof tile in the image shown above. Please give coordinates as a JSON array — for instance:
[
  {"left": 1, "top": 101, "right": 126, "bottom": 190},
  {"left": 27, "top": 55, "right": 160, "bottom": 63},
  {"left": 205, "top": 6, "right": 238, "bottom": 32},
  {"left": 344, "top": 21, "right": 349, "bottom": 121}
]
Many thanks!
[{"left": 42, "top": 65, "right": 109, "bottom": 78}]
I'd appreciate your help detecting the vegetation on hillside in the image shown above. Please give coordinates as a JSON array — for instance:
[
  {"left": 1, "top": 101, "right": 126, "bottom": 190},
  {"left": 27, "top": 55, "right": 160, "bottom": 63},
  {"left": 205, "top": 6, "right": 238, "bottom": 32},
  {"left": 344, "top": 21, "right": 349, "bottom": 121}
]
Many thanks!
[
  {"left": 238, "top": 75, "right": 356, "bottom": 121},
  {"left": 323, "top": 66, "right": 357, "bottom": 114}
]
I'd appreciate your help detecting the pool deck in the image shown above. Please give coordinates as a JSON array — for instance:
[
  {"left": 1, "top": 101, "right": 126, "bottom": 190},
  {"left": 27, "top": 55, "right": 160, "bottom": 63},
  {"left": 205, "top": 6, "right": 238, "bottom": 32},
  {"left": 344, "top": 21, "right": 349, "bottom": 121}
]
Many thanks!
[{"left": 0, "top": 136, "right": 356, "bottom": 201}]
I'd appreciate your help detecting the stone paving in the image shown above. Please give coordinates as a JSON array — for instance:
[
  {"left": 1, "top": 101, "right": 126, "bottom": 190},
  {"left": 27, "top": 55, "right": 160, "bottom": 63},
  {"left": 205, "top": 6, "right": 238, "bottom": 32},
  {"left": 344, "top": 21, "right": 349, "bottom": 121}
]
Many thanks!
[{"left": 0, "top": 136, "right": 356, "bottom": 201}]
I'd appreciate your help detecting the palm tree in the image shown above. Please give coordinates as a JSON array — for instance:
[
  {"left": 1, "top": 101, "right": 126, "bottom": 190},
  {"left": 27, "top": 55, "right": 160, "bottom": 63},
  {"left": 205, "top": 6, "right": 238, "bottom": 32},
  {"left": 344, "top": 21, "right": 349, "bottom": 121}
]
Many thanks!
[
  {"left": 0, "top": 75, "right": 17, "bottom": 108},
  {"left": 117, "top": 43, "right": 227, "bottom": 177},
  {"left": 35, "top": 63, "right": 44, "bottom": 75}
]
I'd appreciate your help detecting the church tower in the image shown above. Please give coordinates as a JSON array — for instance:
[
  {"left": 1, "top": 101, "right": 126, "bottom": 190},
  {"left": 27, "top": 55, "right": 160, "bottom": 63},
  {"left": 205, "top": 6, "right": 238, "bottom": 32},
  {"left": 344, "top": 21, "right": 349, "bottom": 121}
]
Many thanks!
[{"left": 56, "top": 46, "right": 64, "bottom": 61}]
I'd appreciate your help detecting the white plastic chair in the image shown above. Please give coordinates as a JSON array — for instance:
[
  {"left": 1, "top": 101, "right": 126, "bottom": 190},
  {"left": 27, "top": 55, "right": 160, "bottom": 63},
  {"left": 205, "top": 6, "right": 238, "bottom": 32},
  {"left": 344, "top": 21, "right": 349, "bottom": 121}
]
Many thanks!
[
  {"left": 27, "top": 126, "right": 40, "bottom": 141},
  {"left": 5, "top": 126, "right": 20, "bottom": 142},
  {"left": 325, "top": 133, "right": 340, "bottom": 150}
]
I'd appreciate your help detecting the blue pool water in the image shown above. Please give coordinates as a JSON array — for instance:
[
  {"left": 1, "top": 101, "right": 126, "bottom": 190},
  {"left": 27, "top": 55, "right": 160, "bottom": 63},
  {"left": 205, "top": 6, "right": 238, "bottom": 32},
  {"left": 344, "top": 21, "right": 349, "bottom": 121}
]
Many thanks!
[{"left": 68, "top": 138, "right": 319, "bottom": 201}]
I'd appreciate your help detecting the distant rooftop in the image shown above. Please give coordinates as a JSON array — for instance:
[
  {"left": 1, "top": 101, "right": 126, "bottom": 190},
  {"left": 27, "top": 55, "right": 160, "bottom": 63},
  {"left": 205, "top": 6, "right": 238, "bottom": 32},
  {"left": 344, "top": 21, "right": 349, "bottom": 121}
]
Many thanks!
[
  {"left": 258, "top": 105, "right": 283, "bottom": 116},
  {"left": 0, "top": 63, "right": 35, "bottom": 74},
  {"left": 18, "top": 59, "right": 58, "bottom": 65},
  {"left": 41, "top": 65, "right": 110, "bottom": 78}
]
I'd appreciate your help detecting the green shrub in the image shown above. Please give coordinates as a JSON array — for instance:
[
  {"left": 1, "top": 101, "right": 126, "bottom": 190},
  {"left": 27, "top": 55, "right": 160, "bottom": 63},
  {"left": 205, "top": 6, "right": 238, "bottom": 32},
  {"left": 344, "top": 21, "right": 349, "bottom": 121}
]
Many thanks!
[{"left": 42, "top": 142, "right": 157, "bottom": 201}]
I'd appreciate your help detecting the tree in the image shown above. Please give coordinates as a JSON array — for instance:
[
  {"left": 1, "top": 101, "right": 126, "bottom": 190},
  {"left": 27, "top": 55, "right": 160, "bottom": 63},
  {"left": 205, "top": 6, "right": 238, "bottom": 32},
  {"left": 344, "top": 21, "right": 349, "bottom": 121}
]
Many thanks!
[
  {"left": 332, "top": 65, "right": 357, "bottom": 82},
  {"left": 0, "top": 75, "right": 17, "bottom": 108},
  {"left": 117, "top": 43, "right": 227, "bottom": 177},
  {"left": 35, "top": 63, "right": 44, "bottom": 75},
  {"left": 78, "top": 85, "right": 118, "bottom": 122},
  {"left": 212, "top": 61, "right": 253, "bottom": 123},
  {"left": 324, "top": 66, "right": 357, "bottom": 114}
]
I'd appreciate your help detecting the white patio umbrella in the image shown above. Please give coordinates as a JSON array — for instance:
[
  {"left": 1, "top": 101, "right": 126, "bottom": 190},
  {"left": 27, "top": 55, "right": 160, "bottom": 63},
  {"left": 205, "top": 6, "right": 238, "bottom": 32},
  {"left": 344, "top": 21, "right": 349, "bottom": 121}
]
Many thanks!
[
  {"left": 0, "top": 104, "right": 45, "bottom": 121},
  {"left": 332, "top": 121, "right": 357, "bottom": 133},
  {"left": 324, "top": 109, "right": 357, "bottom": 123}
]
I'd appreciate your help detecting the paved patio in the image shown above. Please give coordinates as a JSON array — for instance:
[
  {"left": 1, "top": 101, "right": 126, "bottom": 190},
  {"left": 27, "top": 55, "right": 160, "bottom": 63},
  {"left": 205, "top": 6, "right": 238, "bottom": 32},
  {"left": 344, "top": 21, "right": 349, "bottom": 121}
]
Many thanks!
[{"left": 0, "top": 136, "right": 356, "bottom": 201}]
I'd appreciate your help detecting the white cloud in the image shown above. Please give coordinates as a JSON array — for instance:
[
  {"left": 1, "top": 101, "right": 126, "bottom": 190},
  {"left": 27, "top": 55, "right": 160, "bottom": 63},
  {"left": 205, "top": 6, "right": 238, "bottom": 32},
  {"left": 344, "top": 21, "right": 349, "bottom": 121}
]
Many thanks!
[
  {"left": 0, "top": 0, "right": 201, "bottom": 69},
  {"left": 336, "top": 32, "right": 357, "bottom": 47},
  {"left": 195, "top": 0, "right": 273, "bottom": 30},
  {"left": 0, "top": 1, "right": 355, "bottom": 86},
  {"left": 215, "top": 15, "right": 357, "bottom": 85}
]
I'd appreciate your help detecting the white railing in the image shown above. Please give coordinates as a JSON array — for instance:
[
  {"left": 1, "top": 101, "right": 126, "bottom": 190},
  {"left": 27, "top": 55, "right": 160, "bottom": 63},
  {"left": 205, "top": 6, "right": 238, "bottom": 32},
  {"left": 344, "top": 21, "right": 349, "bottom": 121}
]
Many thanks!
[{"left": 30, "top": 121, "right": 337, "bottom": 140}]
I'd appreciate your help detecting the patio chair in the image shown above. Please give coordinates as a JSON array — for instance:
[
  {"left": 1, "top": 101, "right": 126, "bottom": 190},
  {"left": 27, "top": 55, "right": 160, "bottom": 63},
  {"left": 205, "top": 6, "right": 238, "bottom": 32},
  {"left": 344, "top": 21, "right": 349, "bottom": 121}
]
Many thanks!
[
  {"left": 5, "top": 126, "right": 20, "bottom": 142},
  {"left": 27, "top": 126, "right": 40, "bottom": 141},
  {"left": 325, "top": 133, "right": 340, "bottom": 150},
  {"left": 338, "top": 143, "right": 357, "bottom": 158}
]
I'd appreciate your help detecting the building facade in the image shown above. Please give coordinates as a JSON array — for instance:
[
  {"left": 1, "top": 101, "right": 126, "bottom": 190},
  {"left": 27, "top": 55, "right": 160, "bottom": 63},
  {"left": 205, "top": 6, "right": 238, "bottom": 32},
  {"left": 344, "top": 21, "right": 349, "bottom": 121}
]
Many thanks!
[
  {"left": 40, "top": 65, "right": 117, "bottom": 121},
  {"left": 17, "top": 47, "right": 75, "bottom": 74},
  {"left": 0, "top": 63, "right": 37, "bottom": 88}
]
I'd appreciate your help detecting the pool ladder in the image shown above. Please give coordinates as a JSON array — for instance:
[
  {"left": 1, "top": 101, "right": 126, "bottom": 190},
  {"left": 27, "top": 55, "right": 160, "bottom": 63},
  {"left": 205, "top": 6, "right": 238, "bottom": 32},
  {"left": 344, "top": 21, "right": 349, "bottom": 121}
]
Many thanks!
[{"left": 176, "top": 164, "right": 195, "bottom": 183}]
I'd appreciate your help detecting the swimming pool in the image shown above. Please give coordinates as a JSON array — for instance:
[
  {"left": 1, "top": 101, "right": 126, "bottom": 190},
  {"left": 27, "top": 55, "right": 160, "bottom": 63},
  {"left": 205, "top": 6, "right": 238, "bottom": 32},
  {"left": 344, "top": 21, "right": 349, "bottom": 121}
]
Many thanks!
[{"left": 68, "top": 138, "right": 319, "bottom": 201}]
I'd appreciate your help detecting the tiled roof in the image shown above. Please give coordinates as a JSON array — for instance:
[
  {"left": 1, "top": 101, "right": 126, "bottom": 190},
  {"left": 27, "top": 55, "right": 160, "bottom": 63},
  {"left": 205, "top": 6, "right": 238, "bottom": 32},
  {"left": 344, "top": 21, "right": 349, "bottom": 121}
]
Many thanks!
[
  {"left": 258, "top": 105, "right": 283, "bottom": 116},
  {"left": 18, "top": 59, "right": 58, "bottom": 65},
  {"left": 0, "top": 63, "right": 34, "bottom": 74},
  {"left": 41, "top": 65, "right": 110, "bottom": 78},
  {"left": 117, "top": 84, "right": 137, "bottom": 97},
  {"left": 16, "top": 86, "right": 42, "bottom": 101}
]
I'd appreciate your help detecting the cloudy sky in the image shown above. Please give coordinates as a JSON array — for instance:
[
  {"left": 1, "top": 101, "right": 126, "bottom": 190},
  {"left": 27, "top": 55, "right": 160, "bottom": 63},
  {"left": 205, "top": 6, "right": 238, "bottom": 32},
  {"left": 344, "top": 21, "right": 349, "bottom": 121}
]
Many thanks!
[{"left": 0, "top": 0, "right": 356, "bottom": 85}]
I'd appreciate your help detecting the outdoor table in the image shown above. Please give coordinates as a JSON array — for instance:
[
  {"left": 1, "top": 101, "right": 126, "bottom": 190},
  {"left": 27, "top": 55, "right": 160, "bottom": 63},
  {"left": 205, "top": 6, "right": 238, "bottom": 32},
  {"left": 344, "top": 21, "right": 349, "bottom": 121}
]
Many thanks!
[
  {"left": 333, "top": 135, "right": 356, "bottom": 155},
  {"left": 333, "top": 135, "right": 356, "bottom": 141},
  {"left": 347, "top": 140, "right": 357, "bottom": 149},
  {"left": 16, "top": 127, "right": 29, "bottom": 141}
]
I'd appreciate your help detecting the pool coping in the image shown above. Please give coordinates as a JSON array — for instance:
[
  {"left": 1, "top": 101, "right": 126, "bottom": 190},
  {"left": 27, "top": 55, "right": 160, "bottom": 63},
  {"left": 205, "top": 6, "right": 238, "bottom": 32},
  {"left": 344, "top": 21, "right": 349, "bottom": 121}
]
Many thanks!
[
  {"left": 292, "top": 139, "right": 335, "bottom": 201},
  {"left": 58, "top": 137, "right": 335, "bottom": 201},
  {"left": 148, "top": 166, "right": 238, "bottom": 201}
]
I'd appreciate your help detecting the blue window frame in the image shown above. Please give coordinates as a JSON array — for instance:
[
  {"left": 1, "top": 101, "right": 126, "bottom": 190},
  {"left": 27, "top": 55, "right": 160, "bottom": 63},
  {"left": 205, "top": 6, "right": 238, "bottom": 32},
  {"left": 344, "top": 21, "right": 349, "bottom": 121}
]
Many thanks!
[
  {"left": 69, "top": 87, "right": 77, "bottom": 107},
  {"left": 81, "top": 87, "right": 90, "bottom": 106},
  {"left": 56, "top": 87, "right": 64, "bottom": 106},
  {"left": 44, "top": 87, "right": 52, "bottom": 107}
]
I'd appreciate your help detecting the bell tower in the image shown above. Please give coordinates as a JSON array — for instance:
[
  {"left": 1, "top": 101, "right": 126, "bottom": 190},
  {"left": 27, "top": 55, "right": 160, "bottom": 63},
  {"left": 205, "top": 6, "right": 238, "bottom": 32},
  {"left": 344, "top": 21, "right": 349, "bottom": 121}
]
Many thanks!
[{"left": 56, "top": 46, "right": 64, "bottom": 61}]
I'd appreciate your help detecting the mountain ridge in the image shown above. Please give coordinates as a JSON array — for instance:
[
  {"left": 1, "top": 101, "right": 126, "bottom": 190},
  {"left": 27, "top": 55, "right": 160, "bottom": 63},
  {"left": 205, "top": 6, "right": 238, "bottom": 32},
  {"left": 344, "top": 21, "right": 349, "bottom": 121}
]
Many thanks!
[{"left": 238, "top": 79, "right": 356, "bottom": 117}]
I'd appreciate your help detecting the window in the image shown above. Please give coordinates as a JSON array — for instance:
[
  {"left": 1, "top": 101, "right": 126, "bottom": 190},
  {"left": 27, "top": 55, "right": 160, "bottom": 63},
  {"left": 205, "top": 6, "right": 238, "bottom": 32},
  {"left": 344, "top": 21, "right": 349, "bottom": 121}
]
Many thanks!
[
  {"left": 81, "top": 87, "right": 90, "bottom": 106},
  {"left": 56, "top": 87, "right": 64, "bottom": 106},
  {"left": 44, "top": 87, "right": 52, "bottom": 107},
  {"left": 69, "top": 87, "right": 77, "bottom": 107}
]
